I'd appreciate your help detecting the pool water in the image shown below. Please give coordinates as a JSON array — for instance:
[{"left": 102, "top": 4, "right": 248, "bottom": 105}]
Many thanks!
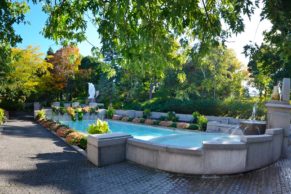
[{"left": 60, "top": 120, "right": 240, "bottom": 148}]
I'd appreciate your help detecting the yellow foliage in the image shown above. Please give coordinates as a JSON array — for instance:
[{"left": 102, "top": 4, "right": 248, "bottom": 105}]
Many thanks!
[{"left": 8, "top": 46, "right": 52, "bottom": 93}]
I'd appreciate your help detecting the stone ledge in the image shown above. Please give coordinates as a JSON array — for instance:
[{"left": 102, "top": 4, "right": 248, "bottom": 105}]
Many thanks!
[
  {"left": 88, "top": 133, "right": 132, "bottom": 147},
  {"left": 241, "top": 135, "right": 273, "bottom": 143},
  {"left": 266, "top": 128, "right": 283, "bottom": 135},
  {"left": 203, "top": 141, "right": 246, "bottom": 150},
  {"left": 127, "top": 139, "right": 203, "bottom": 155}
]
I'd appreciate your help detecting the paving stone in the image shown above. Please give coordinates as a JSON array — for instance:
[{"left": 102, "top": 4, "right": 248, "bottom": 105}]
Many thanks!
[{"left": 1, "top": 118, "right": 291, "bottom": 194}]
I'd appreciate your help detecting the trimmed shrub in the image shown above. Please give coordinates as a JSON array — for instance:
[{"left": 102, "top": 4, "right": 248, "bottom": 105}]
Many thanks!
[
  {"left": 188, "top": 124, "right": 200, "bottom": 130},
  {"left": 177, "top": 122, "right": 190, "bottom": 129},
  {"left": 167, "top": 111, "right": 179, "bottom": 122},
  {"left": 140, "top": 118, "right": 145, "bottom": 123},
  {"left": 143, "top": 109, "right": 151, "bottom": 119},
  {"left": 159, "top": 121, "right": 173, "bottom": 127},
  {"left": 121, "top": 116, "right": 129, "bottom": 121},
  {"left": 66, "top": 132, "right": 85, "bottom": 146},
  {"left": 153, "top": 120, "right": 160, "bottom": 125},
  {"left": 170, "top": 122, "right": 177, "bottom": 128},
  {"left": 49, "top": 122, "right": 60, "bottom": 131},
  {"left": 89, "top": 107, "right": 99, "bottom": 115},
  {"left": 42, "top": 120, "right": 54, "bottom": 128},
  {"left": 112, "top": 115, "right": 122, "bottom": 120},
  {"left": 145, "top": 119, "right": 154, "bottom": 125},
  {"left": 52, "top": 106, "right": 59, "bottom": 115},
  {"left": 59, "top": 107, "right": 66, "bottom": 115},
  {"left": 106, "top": 105, "right": 115, "bottom": 119},
  {"left": 159, "top": 116, "right": 167, "bottom": 121},
  {"left": 128, "top": 117, "right": 134, "bottom": 122},
  {"left": 57, "top": 128, "right": 74, "bottom": 137},
  {"left": 79, "top": 136, "right": 87, "bottom": 150},
  {"left": 132, "top": 118, "right": 141, "bottom": 123}
]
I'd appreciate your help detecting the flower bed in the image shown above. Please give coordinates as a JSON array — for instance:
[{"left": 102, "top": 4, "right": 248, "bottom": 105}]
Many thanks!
[{"left": 35, "top": 117, "right": 87, "bottom": 150}]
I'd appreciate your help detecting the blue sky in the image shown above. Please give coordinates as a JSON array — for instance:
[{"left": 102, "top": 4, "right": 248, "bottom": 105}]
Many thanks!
[
  {"left": 14, "top": 2, "right": 271, "bottom": 65},
  {"left": 14, "top": 2, "right": 100, "bottom": 56}
]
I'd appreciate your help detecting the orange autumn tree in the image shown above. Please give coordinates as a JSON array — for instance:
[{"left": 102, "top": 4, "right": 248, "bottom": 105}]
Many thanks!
[{"left": 47, "top": 46, "right": 81, "bottom": 99}]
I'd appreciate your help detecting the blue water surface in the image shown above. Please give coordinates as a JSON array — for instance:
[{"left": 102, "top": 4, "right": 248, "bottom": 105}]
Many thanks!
[{"left": 60, "top": 120, "right": 240, "bottom": 148}]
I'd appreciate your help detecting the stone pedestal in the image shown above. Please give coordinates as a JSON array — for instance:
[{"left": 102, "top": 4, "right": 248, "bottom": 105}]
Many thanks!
[
  {"left": 34, "top": 102, "right": 41, "bottom": 111},
  {"left": 72, "top": 102, "right": 80, "bottom": 107},
  {"left": 89, "top": 102, "right": 98, "bottom": 108},
  {"left": 87, "top": 133, "right": 132, "bottom": 167},
  {"left": 266, "top": 102, "right": 291, "bottom": 158},
  {"left": 52, "top": 102, "right": 60, "bottom": 107}
]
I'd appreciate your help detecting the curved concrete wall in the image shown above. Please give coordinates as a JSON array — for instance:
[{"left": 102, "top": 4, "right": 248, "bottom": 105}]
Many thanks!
[{"left": 126, "top": 128, "right": 283, "bottom": 175}]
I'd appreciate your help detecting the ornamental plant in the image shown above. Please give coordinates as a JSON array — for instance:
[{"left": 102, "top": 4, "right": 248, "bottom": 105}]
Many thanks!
[
  {"left": 76, "top": 107, "right": 83, "bottom": 121},
  {"left": 35, "top": 109, "right": 46, "bottom": 121},
  {"left": 106, "top": 104, "right": 115, "bottom": 119},
  {"left": 59, "top": 107, "right": 66, "bottom": 115},
  {"left": 52, "top": 106, "right": 59, "bottom": 115},
  {"left": 57, "top": 127, "right": 74, "bottom": 137},
  {"left": 159, "top": 121, "right": 173, "bottom": 127},
  {"left": 89, "top": 107, "right": 99, "bottom": 115},
  {"left": 121, "top": 116, "right": 129, "bottom": 121},
  {"left": 132, "top": 118, "right": 141, "bottom": 123},
  {"left": 79, "top": 136, "right": 87, "bottom": 150},
  {"left": 167, "top": 111, "right": 178, "bottom": 122},
  {"left": 82, "top": 106, "right": 90, "bottom": 114},
  {"left": 192, "top": 111, "right": 208, "bottom": 131},
  {"left": 187, "top": 124, "right": 200, "bottom": 130},
  {"left": 177, "top": 122, "right": 190, "bottom": 129},
  {"left": 87, "top": 119, "right": 110, "bottom": 134},
  {"left": 143, "top": 109, "right": 151, "bottom": 119},
  {"left": 145, "top": 119, "right": 154, "bottom": 125},
  {"left": 66, "top": 131, "right": 87, "bottom": 149},
  {"left": 67, "top": 107, "right": 76, "bottom": 121},
  {"left": 0, "top": 108, "right": 5, "bottom": 125},
  {"left": 197, "top": 115, "right": 208, "bottom": 131},
  {"left": 49, "top": 122, "right": 60, "bottom": 131}
]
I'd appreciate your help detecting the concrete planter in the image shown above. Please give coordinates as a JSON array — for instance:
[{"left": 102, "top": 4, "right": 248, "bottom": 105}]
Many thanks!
[{"left": 87, "top": 133, "right": 133, "bottom": 166}]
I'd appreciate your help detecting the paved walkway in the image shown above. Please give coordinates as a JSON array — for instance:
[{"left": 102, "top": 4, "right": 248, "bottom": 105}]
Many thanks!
[{"left": 1, "top": 119, "right": 291, "bottom": 194}]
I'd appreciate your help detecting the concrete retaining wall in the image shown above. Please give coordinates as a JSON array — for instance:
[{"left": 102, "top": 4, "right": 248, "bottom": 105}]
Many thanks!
[
  {"left": 114, "top": 109, "right": 243, "bottom": 124},
  {"left": 40, "top": 108, "right": 106, "bottom": 121},
  {"left": 126, "top": 128, "right": 283, "bottom": 175}
]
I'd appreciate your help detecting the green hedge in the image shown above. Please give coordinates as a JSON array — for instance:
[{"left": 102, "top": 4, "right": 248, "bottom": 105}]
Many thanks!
[{"left": 124, "top": 97, "right": 266, "bottom": 120}]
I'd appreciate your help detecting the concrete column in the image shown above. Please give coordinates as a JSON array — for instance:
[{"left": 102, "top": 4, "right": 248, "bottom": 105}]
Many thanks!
[{"left": 265, "top": 102, "right": 291, "bottom": 158}]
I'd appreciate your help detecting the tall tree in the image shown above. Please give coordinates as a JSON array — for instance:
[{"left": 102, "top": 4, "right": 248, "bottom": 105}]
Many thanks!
[
  {"left": 0, "top": 1, "right": 29, "bottom": 86},
  {"left": 0, "top": 46, "right": 52, "bottom": 109},
  {"left": 46, "top": 46, "right": 81, "bottom": 100},
  {"left": 38, "top": 0, "right": 257, "bottom": 99},
  {"left": 245, "top": 0, "right": 291, "bottom": 92}
]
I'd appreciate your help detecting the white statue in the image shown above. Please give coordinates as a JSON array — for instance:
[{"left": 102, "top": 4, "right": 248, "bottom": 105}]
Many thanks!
[{"left": 88, "top": 83, "right": 96, "bottom": 100}]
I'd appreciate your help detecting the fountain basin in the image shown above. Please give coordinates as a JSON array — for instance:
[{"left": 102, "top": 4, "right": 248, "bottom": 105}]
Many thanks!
[{"left": 239, "top": 120, "right": 266, "bottom": 135}]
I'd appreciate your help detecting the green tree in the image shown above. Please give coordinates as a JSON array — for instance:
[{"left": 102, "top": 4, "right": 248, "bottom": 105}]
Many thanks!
[
  {"left": 39, "top": 0, "right": 257, "bottom": 99},
  {"left": 245, "top": 0, "right": 291, "bottom": 94},
  {"left": 0, "top": 46, "right": 52, "bottom": 109},
  {"left": 0, "top": 1, "right": 29, "bottom": 87}
]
